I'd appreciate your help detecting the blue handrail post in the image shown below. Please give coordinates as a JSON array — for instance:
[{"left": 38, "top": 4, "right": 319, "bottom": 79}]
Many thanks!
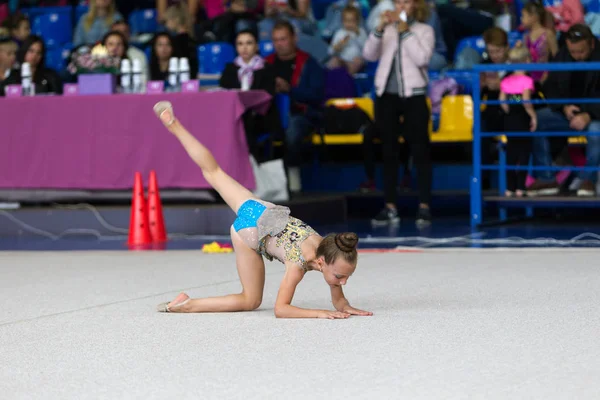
[
  {"left": 498, "top": 143, "right": 507, "bottom": 221},
  {"left": 471, "top": 69, "right": 482, "bottom": 229}
]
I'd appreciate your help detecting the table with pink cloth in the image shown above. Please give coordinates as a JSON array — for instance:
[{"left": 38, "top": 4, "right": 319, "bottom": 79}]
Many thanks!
[{"left": 0, "top": 90, "right": 273, "bottom": 190}]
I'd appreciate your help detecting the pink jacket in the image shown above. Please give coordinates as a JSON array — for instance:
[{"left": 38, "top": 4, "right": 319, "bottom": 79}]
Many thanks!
[{"left": 362, "top": 21, "right": 434, "bottom": 98}]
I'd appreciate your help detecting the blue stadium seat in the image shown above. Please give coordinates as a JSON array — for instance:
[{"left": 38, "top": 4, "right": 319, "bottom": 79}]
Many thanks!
[
  {"left": 75, "top": 4, "right": 89, "bottom": 23},
  {"left": 454, "top": 35, "right": 486, "bottom": 62},
  {"left": 508, "top": 31, "right": 523, "bottom": 47},
  {"left": 32, "top": 12, "right": 72, "bottom": 47},
  {"left": 583, "top": 0, "right": 600, "bottom": 12},
  {"left": 259, "top": 40, "right": 274, "bottom": 57},
  {"left": 45, "top": 42, "right": 73, "bottom": 72},
  {"left": 197, "top": 42, "right": 235, "bottom": 74},
  {"left": 21, "top": 6, "right": 70, "bottom": 23},
  {"left": 311, "top": 0, "right": 337, "bottom": 20},
  {"left": 128, "top": 9, "right": 158, "bottom": 35}
]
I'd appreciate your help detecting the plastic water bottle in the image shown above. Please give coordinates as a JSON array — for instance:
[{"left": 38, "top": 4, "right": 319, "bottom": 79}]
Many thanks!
[
  {"left": 21, "top": 62, "right": 34, "bottom": 96},
  {"left": 120, "top": 59, "right": 132, "bottom": 94},
  {"left": 178, "top": 57, "right": 190, "bottom": 84},
  {"left": 132, "top": 58, "right": 143, "bottom": 94},
  {"left": 167, "top": 57, "right": 179, "bottom": 92}
]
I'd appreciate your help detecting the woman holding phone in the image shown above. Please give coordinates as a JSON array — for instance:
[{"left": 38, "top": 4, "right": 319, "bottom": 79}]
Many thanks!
[{"left": 362, "top": 0, "right": 434, "bottom": 227}]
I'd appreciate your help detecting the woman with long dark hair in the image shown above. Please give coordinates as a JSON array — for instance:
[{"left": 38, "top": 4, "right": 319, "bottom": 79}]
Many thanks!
[
  {"left": 0, "top": 34, "right": 62, "bottom": 96},
  {"left": 149, "top": 32, "right": 175, "bottom": 82}
]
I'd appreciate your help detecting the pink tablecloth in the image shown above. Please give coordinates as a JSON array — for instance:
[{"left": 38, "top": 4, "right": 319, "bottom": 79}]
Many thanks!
[{"left": 0, "top": 90, "right": 272, "bottom": 190}]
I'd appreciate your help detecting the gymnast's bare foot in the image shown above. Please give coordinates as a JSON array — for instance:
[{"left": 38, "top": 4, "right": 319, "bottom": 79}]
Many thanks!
[{"left": 153, "top": 101, "right": 178, "bottom": 131}]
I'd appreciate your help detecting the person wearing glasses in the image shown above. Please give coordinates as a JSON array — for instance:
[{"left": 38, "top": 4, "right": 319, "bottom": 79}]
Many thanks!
[{"left": 533, "top": 24, "right": 600, "bottom": 197}]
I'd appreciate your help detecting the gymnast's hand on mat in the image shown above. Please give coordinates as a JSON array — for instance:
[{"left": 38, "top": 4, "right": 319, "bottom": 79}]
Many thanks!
[
  {"left": 316, "top": 310, "right": 351, "bottom": 319},
  {"left": 338, "top": 305, "right": 373, "bottom": 316}
]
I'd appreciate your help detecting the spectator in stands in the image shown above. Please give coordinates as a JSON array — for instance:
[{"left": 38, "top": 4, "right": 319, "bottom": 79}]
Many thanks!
[
  {"left": 4, "top": 13, "right": 30, "bottom": 47},
  {"left": 157, "top": 0, "right": 201, "bottom": 26},
  {"left": 327, "top": 5, "right": 367, "bottom": 75},
  {"left": 149, "top": 32, "right": 174, "bottom": 81},
  {"left": 73, "top": 0, "right": 123, "bottom": 47},
  {"left": 265, "top": 20, "right": 325, "bottom": 193},
  {"left": 479, "top": 27, "right": 509, "bottom": 188},
  {"left": 363, "top": 0, "right": 434, "bottom": 226},
  {"left": 259, "top": 0, "right": 318, "bottom": 39},
  {"left": 532, "top": 24, "right": 600, "bottom": 197},
  {"left": 219, "top": 29, "right": 281, "bottom": 162},
  {"left": 521, "top": 1, "right": 558, "bottom": 82},
  {"left": 366, "top": 0, "right": 447, "bottom": 71},
  {"left": 436, "top": 0, "right": 495, "bottom": 61},
  {"left": 0, "top": 37, "right": 17, "bottom": 81},
  {"left": 111, "top": 20, "right": 149, "bottom": 85},
  {"left": 101, "top": 30, "right": 128, "bottom": 59},
  {"left": 211, "top": 0, "right": 259, "bottom": 44},
  {"left": 544, "top": 0, "right": 584, "bottom": 48},
  {"left": 0, "top": 34, "right": 62, "bottom": 96},
  {"left": 164, "top": 4, "right": 199, "bottom": 77},
  {"left": 499, "top": 44, "right": 537, "bottom": 197},
  {"left": 320, "top": 0, "right": 366, "bottom": 40}
]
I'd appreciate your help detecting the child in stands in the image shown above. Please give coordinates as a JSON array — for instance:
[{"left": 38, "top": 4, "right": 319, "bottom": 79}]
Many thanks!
[
  {"left": 521, "top": 1, "right": 558, "bottom": 82},
  {"left": 327, "top": 5, "right": 367, "bottom": 75},
  {"left": 499, "top": 44, "right": 537, "bottom": 197}
]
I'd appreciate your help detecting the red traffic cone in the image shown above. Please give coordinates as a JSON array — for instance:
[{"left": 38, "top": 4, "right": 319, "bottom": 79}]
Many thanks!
[
  {"left": 148, "top": 170, "right": 167, "bottom": 243},
  {"left": 128, "top": 172, "right": 152, "bottom": 248}
]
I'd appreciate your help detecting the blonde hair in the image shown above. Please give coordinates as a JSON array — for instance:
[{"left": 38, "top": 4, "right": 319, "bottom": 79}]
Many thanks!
[
  {"left": 0, "top": 40, "right": 17, "bottom": 52},
  {"left": 508, "top": 44, "right": 530, "bottom": 63},
  {"left": 164, "top": 4, "right": 189, "bottom": 29},
  {"left": 413, "top": 0, "right": 430, "bottom": 23},
  {"left": 84, "top": 0, "right": 119, "bottom": 32}
]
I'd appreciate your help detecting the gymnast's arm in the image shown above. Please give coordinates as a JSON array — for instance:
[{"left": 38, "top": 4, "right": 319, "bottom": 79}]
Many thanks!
[{"left": 274, "top": 263, "right": 349, "bottom": 319}]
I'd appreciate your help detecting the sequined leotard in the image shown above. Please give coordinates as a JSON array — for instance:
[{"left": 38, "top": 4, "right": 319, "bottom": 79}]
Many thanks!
[{"left": 232, "top": 199, "right": 319, "bottom": 271}]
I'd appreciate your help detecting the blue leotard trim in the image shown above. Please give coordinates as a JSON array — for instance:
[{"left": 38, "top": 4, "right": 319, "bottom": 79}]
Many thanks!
[{"left": 233, "top": 199, "right": 267, "bottom": 232}]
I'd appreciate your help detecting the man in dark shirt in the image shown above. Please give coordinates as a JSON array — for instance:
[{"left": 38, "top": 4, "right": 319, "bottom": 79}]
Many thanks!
[
  {"left": 534, "top": 24, "right": 600, "bottom": 197},
  {"left": 265, "top": 20, "right": 325, "bottom": 193}
]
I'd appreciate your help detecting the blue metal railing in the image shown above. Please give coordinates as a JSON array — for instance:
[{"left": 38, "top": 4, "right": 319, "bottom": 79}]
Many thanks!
[{"left": 470, "top": 61, "right": 600, "bottom": 228}]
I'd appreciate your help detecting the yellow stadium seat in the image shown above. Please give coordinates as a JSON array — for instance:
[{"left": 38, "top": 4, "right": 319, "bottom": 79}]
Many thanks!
[
  {"left": 325, "top": 97, "right": 374, "bottom": 120},
  {"left": 312, "top": 98, "right": 374, "bottom": 145},
  {"left": 431, "top": 95, "right": 473, "bottom": 142}
]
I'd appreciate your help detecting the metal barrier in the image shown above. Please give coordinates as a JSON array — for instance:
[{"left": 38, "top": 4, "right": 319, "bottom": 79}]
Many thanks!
[{"left": 470, "top": 61, "right": 600, "bottom": 228}]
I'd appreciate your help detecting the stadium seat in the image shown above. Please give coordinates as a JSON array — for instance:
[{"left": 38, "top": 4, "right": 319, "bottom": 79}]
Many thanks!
[
  {"left": 432, "top": 95, "right": 473, "bottom": 142},
  {"left": 312, "top": 98, "right": 373, "bottom": 145},
  {"left": 45, "top": 42, "right": 72, "bottom": 72},
  {"left": 197, "top": 42, "right": 235, "bottom": 74},
  {"left": 32, "top": 12, "right": 72, "bottom": 47},
  {"left": 259, "top": 40, "right": 274, "bottom": 58},
  {"left": 454, "top": 36, "right": 486, "bottom": 61},
  {"left": 128, "top": 9, "right": 158, "bottom": 35},
  {"left": 75, "top": 5, "right": 89, "bottom": 23},
  {"left": 311, "top": 0, "right": 336, "bottom": 20},
  {"left": 21, "top": 6, "right": 70, "bottom": 23}
]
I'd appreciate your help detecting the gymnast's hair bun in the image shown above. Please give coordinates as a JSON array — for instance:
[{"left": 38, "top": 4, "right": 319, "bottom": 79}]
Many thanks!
[{"left": 334, "top": 232, "right": 359, "bottom": 252}]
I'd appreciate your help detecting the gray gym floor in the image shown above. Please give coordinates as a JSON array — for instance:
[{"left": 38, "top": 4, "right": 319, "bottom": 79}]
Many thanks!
[{"left": 1, "top": 249, "right": 599, "bottom": 399}]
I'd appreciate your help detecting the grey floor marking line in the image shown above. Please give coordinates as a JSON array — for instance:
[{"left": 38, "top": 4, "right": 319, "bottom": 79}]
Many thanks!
[{"left": 0, "top": 270, "right": 284, "bottom": 328}]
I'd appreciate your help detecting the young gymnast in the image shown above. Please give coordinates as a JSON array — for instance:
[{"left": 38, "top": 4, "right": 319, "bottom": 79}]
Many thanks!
[{"left": 153, "top": 101, "right": 373, "bottom": 319}]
